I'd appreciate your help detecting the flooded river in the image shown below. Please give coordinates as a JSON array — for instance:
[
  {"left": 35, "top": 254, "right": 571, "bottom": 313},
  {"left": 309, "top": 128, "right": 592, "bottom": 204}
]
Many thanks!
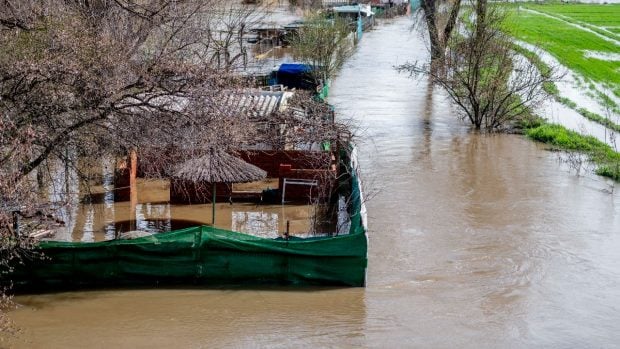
[{"left": 7, "top": 17, "right": 620, "bottom": 349}]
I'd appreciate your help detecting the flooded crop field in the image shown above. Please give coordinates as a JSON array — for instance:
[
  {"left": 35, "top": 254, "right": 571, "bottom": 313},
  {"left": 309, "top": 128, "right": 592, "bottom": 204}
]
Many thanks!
[
  {"left": 7, "top": 17, "right": 620, "bottom": 348},
  {"left": 505, "top": 3, "right": 620, "bottom": 98}
]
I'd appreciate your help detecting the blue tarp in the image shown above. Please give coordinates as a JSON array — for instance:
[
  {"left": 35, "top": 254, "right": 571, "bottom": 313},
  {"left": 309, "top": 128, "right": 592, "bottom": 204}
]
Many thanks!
[
  {"left": 278, "top": 63, "right": 312, "bottom": 75},
  {"left": 274, "top": 63, "right": 316, "bottom": 90}
]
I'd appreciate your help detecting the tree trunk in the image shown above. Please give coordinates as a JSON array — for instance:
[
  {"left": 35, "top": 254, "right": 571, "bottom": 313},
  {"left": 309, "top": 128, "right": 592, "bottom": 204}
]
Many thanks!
[
  {"left": 420, "top": 0, "right": 462, "bottom": 67},
  {"left": 420, "top": 0, "right": 443, "bottom": 64}
]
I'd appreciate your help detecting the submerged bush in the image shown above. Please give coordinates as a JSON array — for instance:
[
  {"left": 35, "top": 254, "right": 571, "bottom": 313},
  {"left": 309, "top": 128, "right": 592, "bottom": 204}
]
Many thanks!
[
  {"left": 526, "top": 123, "right": 620, "bottom": 181},
  {"left": 596, "top": 165, "right": 620, "bottom": 181}
]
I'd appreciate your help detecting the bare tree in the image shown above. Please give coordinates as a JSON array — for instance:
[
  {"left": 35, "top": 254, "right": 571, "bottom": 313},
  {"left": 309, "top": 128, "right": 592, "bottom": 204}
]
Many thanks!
[
  {"left": 0, "top": 0, "right": 266, "bottom": 180},
  {"left": 0, "top": 0, "right": 359, "bottom": 330},
  {"left": 0, "top": 0, "right": 262, "bottom": 332},
  {"left": 0, "top": 107, "right": 40, "bottom": 335},
  {"left": 287, "top": 0, "right": 323, "bottom": 10},
  {"left": 201, "top": 2, "right": 268, "bottom": 71},
  {"left": 402, "top": 1, "right": 552, "bottom": 130},
  {"left": 289, "top": 12, "right": 354, "bottom": 85}
]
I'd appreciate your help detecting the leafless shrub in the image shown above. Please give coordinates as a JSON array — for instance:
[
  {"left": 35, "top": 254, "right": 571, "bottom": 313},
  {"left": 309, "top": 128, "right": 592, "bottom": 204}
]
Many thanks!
[
  {"left": 288, "top": 0, "right": 323, "bottom": 10},
  {"left": 0, "top": 0, "right": 270, "bottom": 332},
  {"left": 401, "top": 0, "right": 553, "bottom": 130},
  {"left": 288, "top": 12, "right": 354, "bottom": 85}
]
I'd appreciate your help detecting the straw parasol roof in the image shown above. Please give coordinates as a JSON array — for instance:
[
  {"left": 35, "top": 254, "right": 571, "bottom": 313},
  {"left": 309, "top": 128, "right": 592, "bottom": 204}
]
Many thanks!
[{"left": 173, "top": 150, "right": 267, "bottom": 183}]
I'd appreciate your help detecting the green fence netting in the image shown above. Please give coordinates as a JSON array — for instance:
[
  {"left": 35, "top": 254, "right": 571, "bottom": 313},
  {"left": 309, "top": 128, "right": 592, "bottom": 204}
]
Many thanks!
[{"left": 7, "top": 156, "right": 368, "bottom": 291}]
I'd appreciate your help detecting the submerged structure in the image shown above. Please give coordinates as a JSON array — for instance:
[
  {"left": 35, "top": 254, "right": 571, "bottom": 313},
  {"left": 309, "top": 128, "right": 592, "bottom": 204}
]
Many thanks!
[{"left": 8, "top": 148, "right": 368, "bottom": 290}]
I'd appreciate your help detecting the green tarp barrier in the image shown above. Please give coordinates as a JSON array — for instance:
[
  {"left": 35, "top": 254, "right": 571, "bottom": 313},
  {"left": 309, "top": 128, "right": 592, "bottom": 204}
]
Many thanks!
[{"left": 7, "top": 157, "right": 368, "bottom": 291}]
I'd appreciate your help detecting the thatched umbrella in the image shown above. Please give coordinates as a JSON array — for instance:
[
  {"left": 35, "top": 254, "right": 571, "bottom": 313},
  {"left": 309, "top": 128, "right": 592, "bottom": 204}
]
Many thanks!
[{"left": 173, "top": 149, "right": 267, "bottom": 225}]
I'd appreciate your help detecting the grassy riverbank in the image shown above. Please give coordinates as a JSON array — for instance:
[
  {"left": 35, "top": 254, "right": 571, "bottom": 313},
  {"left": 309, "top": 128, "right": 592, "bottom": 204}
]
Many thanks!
[
  {"left": 524, "top": 122, "right": 620, "bottom": 181},
  {"left": 511, "top": 44, "right": 620, "bottom": 132},
  {"left": 503, "top": 4, "right": 620, "bottom": 97}
]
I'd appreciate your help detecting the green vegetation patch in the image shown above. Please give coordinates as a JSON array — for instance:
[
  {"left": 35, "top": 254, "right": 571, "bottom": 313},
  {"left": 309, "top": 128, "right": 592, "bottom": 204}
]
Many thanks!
[
  {"left": 527, "top": 123, "right": 605, "bottom": 151},
  {"left": 523, "top": 3, "right": 620, "bottom": 27},
  {"left": 523, "top": 4, "right": 620, "bottom": 43},
  {"left": 526, "top": 123, "right": 620, "bottom": 180},
  {"left": 503, "top": 6, "right": 620, "bottom": 97}
]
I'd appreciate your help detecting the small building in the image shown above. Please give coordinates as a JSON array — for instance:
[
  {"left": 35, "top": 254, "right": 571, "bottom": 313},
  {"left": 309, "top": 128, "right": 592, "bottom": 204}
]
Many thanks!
[
  {"left": 332, "top": 4, "right": 375, "bottom": 31},
  {"left": 322, "top": 0, "right": 355, "bottom": 7},
  {"left": 370, "top": 0, "right": 409, "bottom": 4},
  {"left": 250, "top": 26, "right": 287, "bottom": 46}
]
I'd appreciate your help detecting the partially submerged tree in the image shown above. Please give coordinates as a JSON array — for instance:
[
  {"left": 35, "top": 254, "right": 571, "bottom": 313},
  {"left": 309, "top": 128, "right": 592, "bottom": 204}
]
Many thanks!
[
  {"left": 403, "top": 0, "right": 553, "bottom": 130},
  {"left": 419, "top": 0, "right": 462, "bottom": 67},
  {"left": 289, "top": 13, "right": 354, "bottom": 86},
  {"left": 203, "top": 2, "right": 268, "bottom": 71},
  {"left": 287, "top": 0, "right": 323, "bottom": 11}
]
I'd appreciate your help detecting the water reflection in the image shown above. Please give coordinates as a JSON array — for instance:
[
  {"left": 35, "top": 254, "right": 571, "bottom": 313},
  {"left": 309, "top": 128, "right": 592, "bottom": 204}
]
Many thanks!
[
  {"left": 417, "top": 81, "right": 434, "bottom": 162},
  {"left": 80, "top": 207, "right": 95, "bottom": 243},
  {"left": 62, "top": 197, "right": 321, "bottom": 242},
  {"left": 114, "top": 218, "right": 198, "bottom": 235},
  {"left": 102, "top": 155, "right": 116, "bottom": 240},
  {"left": 42, "top": 160, "right": 326, "bottom": 241},
  {"left": 232, "top": 210, "right": 279, "bottom": 238},
  {"left": 45, "top": 152, "right": 80, "bottom": 241}
]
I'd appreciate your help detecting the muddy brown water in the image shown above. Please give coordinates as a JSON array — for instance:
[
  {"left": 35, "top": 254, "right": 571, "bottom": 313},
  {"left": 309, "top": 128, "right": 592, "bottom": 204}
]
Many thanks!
[
  {"left": 7, "top": 18, "right": 620, "bottom": 348},
  {"left": 50, "top": 177, "right": 327, "bottom": 241}
]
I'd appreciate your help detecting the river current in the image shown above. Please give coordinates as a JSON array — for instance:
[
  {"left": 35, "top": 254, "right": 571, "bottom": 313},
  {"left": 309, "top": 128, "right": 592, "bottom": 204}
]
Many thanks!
[{"left": 7, "top": 17, "right": 620, "bottom": 349}]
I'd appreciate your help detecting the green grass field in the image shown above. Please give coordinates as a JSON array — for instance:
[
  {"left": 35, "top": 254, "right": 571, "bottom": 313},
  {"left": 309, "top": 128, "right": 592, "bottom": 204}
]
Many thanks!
[
  {"left": 522, "top": 3, "right": 620, "bottom": 42},
  {"left": 503, "top": 4, "right": 620, "bottom": 97},
  {"left": 512, "top": 43, "right": 620, "bottom": 131},
  {"left": 523, "top": 3, "right": 620, "bottom": 27}
]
